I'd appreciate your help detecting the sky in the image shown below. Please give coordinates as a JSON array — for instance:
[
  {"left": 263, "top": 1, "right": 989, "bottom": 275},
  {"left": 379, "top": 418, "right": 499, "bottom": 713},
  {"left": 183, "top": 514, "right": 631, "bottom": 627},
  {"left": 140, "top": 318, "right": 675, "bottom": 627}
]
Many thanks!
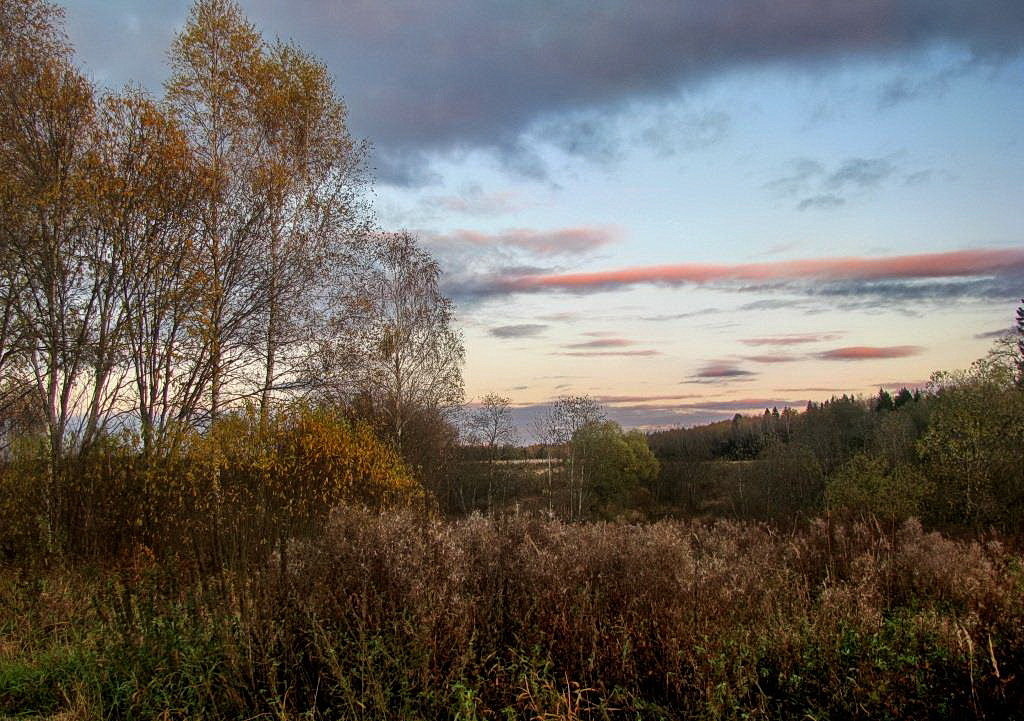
[{"left": 63, "top": 0, "right": 1024, "bottom": 434}]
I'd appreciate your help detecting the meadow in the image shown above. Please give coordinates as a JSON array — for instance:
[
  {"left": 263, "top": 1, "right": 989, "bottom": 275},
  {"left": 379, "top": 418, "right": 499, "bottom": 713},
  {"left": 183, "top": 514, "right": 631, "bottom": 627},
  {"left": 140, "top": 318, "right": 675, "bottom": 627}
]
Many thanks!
[{"left": 3, "top": 507, "right": 1023, "bottom": 720}]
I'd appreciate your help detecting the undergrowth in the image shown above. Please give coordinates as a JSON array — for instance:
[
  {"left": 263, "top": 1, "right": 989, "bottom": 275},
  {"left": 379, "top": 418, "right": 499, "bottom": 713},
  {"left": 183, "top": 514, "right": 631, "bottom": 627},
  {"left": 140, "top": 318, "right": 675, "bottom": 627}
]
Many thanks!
[{"left": 2, "top": 511, "right": 1022, "bottom": 720}]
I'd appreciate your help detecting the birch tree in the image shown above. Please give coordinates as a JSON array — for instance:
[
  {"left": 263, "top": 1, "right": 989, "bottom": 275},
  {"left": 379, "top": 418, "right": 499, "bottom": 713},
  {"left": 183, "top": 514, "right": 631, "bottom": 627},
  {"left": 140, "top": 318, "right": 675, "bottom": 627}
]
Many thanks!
[
  {"left": 467, "top": 393, "right": 515, "bottom": 509},
  {"left": 326, "top": 231, "right": 465, "bottom": 454},
  {"left": 249, "top": 40, "right": 367, "bottom": 427},
  {"left": 166, "top": 0, "right": 267, "bottom": 420},
  {"left": 93, "top": 89, "right": 201, "bottom": 454}
]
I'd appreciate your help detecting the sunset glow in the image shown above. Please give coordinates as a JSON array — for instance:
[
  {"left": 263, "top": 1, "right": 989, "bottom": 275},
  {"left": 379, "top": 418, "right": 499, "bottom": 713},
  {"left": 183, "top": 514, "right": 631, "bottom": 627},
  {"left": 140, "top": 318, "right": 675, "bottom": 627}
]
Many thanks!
[{"left": 65, "top": 0, "right": 1024, "bottom": 431}]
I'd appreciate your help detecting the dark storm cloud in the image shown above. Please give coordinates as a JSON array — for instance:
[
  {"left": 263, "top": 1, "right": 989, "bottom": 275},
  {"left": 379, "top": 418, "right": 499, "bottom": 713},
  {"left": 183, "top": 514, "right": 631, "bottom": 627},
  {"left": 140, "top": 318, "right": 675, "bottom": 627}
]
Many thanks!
[{"left": 65, "top": 1, "right": 1024, "bottom": 185}]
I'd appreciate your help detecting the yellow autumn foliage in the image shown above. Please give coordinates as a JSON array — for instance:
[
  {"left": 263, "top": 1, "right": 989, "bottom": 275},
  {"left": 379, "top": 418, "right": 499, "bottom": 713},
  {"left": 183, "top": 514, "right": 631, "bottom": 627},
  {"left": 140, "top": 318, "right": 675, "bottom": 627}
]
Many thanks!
[{"left": 0, "top": 404, "right": 420, "bottom": 566}]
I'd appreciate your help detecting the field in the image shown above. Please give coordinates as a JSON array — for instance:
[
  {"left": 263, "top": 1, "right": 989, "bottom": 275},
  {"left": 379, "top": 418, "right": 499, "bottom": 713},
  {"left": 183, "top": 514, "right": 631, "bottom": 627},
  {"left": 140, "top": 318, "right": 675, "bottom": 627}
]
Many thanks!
[{"left": 3, "top": 508, "right": 1023, "bottom": 720}]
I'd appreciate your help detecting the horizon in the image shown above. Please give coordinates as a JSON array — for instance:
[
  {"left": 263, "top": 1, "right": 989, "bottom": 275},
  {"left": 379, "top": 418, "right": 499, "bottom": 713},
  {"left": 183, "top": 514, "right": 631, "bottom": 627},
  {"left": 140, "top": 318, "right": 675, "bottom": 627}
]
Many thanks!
[{"left": 65, "top": 0, "right": 1024, "bottom": 433}]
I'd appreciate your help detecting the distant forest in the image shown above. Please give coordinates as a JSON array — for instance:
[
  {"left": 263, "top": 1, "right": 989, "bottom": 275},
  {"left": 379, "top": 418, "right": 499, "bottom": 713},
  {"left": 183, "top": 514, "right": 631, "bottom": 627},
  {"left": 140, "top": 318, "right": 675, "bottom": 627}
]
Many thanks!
[{"left": 451, "top": 330, "right": 1024, "bottom": 534}]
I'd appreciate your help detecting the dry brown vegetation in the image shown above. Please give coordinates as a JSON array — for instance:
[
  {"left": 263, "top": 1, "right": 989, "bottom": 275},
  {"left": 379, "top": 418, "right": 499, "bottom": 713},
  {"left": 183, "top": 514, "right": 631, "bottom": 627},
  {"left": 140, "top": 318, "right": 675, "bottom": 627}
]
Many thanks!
[{"left": 3, "top": 509, "right": 1023, "bottom": 720}]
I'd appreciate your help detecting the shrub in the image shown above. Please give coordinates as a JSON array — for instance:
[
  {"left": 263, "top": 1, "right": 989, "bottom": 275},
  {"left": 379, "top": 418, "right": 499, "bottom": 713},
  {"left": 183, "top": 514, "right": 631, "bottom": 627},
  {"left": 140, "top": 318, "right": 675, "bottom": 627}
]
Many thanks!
[
  {"left": 0, "top": 404, "right": 419, "bottom": 569},
  {"left": 826, "top": 453, "right": 933, "bottom": 523}
]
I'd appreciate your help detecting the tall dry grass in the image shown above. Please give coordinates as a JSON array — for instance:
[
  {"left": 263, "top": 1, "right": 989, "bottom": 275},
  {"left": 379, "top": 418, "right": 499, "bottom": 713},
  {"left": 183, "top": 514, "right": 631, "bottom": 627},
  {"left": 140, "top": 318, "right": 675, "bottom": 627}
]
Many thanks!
[{"left": 2, "top": 510, "right": 1022, "bottom": 719}]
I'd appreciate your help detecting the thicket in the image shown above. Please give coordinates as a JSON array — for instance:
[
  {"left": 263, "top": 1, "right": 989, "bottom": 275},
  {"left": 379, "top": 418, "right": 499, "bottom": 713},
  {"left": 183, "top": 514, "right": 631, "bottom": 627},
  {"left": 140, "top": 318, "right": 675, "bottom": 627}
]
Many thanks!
[{"left": 0, "top": 405, "right": 420, "bottom": 566}]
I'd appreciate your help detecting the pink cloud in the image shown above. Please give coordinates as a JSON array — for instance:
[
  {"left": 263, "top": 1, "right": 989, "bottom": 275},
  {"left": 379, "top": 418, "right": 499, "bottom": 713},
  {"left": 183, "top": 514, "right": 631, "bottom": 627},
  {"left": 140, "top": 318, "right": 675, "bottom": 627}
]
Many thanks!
[
  {"left": 555, "top": 350, "right": 661, "bottom": 357},
  {"left": 501, "top": 247, "right": 1024, "bottom": 291},
  {"left": 565, "top": 338, "right": 634, "bottom": 349},
  {"left": 816, "top": 345, "right": 923, "bottom": 360},
  {"left": 741, "top": 332, "right": 842, "bottom": 346}
]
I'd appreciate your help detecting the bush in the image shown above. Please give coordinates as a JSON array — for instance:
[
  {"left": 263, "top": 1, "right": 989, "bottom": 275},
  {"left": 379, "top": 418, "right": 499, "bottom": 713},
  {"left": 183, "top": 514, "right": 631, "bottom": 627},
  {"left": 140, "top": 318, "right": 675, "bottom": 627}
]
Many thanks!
[
  {"left": 826, "top": 453, "right": 933, "bottom": 523},
  {"left": 0, "top": 404, "right": 419, "bottom": 568}
]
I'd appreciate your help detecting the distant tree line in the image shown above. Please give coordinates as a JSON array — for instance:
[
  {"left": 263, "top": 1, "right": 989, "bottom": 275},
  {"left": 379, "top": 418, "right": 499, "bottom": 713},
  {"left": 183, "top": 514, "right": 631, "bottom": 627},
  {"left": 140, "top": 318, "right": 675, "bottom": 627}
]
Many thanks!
[{"left": 648, "top": 329, "right": 1024, "bottom": 532}]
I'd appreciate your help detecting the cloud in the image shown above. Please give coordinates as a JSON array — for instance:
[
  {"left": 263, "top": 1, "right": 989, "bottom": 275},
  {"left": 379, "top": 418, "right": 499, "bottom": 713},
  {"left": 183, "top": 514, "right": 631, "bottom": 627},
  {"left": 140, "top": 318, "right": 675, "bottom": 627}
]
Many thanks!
[
  {"left": 64, "top": 1, "right": 1024, "bottom": 185},
  {"left": 511, "top": 396, "right": 810, "bottom": 435},
  {"left": 807, "top": 276, "right": 1024, "bottom": 305},
  {"left": 537, "top": 311, "right": 580, "bottom": 322},
  {"left": 974, "top": 327, "right": 1015, "bottom": 339},
  {"left": 681, "top": 398, "right": 803, "bottom": 412},
  {"left": 877, "top": 54, "right": 981, "bottom": 109},
  {"left": 490, "top": 247, "right": 1024, "bottom": 295},
  {"left": 489, "top": 324, "right": 548, "bottom": 338},
  {"left": 738, "top": 299, "right": 810, "bottom": 312},
  {"left": 555, "top": 349, "right": 661, "bottom": 357},
  {"left": 564, "top": 338, "right": 634, "bottom": 349},
  {"left": 797, "top": 194, "right": 845, "bottom": 211},
  {"left": 594, "top": 393, "right": 704, "bottom": 404},
  {"left": 768, "top": 155, "right": 909, "bottom": 210},
  {"left": 638, "top": 110, "right": 731, "bottom": 156},
  {"left": 764, "top": 159, "right": 824, "bottom": 196},
  {"left": 744, "top": 354, "right": 800, "bottom": 363},
  {"left": 826, "top": 157, "right": 897, "bottom": 189},
  {"left": 423, "top": 225, "right": 617, "bottom": 304},
  {"left": 426, "top": 184, "right": 522, "bottom": 216},
  {"left": 640, "top": 307, "right": 723, "bottom": 321},
  {"left": 904, "top": 169, "right": 935, "bottom": 186},
  {"left": 430, "top": 226, "right": 618, "bottom": 257},
  {"left": 691, "top": 362, "right": 757, "bottom": 379},
  {"left": 774, "top": 387, "right": 850, "bottom": 393},
  {"left": 742, "top": 333, "right": 843, "bottom": 346},
  {"left": 816, "top": 345, "right": 923, "bottom": 360},
  {"left": 534, "top": 112, "right": 624, "bottom": 164},
  {"left": 877, "top": 378, "right": 931, "bottom": 390}
]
